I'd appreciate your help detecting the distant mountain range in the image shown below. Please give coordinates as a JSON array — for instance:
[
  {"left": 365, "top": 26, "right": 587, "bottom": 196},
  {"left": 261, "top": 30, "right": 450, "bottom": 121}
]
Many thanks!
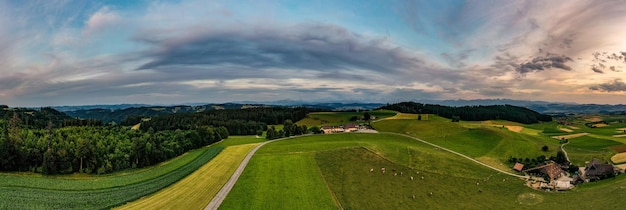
[{"left": 51, "top": 99, "right": 626, "bottom": 123}]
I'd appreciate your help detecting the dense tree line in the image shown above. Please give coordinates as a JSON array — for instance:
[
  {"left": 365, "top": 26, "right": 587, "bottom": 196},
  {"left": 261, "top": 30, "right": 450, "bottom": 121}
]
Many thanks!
[
  {"left": 265, "top": 120, "right": 308, "bottom": 140},
  {"left": 380, "top": 102, "right": 552, "bottom": 124},
  {"left": 0, "top": 113, "right": 227, "bottom": 175},
  {"left": 136, "top": 107, "right": 308, "bottom": 135},
  {"left": 0, "top": 106, "right": 102, "bottom": 129}
]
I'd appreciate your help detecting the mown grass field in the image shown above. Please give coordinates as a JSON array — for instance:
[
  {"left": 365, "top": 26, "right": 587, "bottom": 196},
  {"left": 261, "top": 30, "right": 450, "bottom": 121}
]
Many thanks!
[
  {"left": 372, "top": 119, "right": 560, "bottom": 167},
  {"left": 117, "top": 143, "right": 260, "bottom": 210},
  {"left": 0, "top": 146, "right": 223, "bottom": 209},
  {"left": 220, "top": 133, "right": 626, "bottom": 209},
  {"left": 564, "top": 135, "right": 622, "bottom": 165},
  {"left": 219, "top": 153, "right": 338, "bottom": 209}
]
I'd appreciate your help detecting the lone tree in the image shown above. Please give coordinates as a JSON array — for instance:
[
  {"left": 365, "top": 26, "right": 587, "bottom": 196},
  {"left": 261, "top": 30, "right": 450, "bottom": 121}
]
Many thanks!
[
  {"left": 418, "top": 115, "right": 422, "bottom": 120},
  {"left": 541, "top": 145, "right": 549, "bottom": 152}
]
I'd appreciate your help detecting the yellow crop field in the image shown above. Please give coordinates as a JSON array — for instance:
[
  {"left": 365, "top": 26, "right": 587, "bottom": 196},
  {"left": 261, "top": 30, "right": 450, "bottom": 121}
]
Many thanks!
[
  {"left": 386, "top": 113, "right": 419, "bottom": 120},
  {"left": 551, "top": 133, "right": 589, "bottom": 140},
  {"left": 559, "top": 128, "right": 573, "bottom": 133},
  {"left": 611, "top": 153, "right": 626, "bottom": 164},
  {"left": 505, "top": 125, "right": 523, "bottom": 133},
  {"left": 116, "top": 143, "right": 259, "bottom": 210}
]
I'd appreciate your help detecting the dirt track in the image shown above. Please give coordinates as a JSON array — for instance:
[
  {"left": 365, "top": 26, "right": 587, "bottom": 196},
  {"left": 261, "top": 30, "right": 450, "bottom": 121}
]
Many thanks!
[{"left": 204, "top": 135, "right": 304, "bottom": 210}]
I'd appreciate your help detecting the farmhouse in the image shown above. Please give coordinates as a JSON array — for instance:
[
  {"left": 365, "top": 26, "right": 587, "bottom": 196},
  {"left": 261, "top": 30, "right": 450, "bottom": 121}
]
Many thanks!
[
  {"left": 584, "top": 159, "right": 617, "bottom": 181},
  {"left": 321, "top": 124, "right": 362, "bottom": 134},
  {"left": 524, "top": 162, "right": 566, "bottom": 186},
  {"left": 344, "top": 124, "right": 358, "bottom": 132},
  {"left": 321, "top": 126, "right": 344, "bottom": 134}
]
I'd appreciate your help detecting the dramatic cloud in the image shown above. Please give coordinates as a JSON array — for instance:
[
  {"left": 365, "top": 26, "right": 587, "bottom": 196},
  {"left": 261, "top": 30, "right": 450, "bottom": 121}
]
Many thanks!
[
  {"left": 515, "top": 53, "right": 573, "bottom": 74},
  {"left": 136, "top": 23, "right": 421, "bottom": 77},
  {"left": 590, "top": 79, "right": 626, "bottom": 92},
  {"left": 2, "top": 0, "right": 626, "bottom": 106}
]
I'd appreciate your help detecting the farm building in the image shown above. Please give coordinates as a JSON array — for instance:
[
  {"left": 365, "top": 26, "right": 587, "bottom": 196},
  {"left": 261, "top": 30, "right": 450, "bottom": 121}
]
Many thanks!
[
  {"left": 555, "top": 180, "right": 572, "bottom": 190},
  {"left": 524, "top": 162, "right": 566, "bottom": 185},
  {"left": 513, "top": 163, "right": 524, "bottom": 171},
  {"left": 321, "top": 124, "right": 362, "bottom": 134},
  {"left": 321, "top": 126, "right": 344, "bottom": 134},
  {"left": 584, "top": 159, "right": 617, "bottom": 181},
  {"left": 344, "top": 124, "right": 358, "bottom": 132}
]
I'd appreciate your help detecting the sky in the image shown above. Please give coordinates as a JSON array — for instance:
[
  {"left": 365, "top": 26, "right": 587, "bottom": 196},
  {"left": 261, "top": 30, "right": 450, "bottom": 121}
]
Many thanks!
[{"left": 1, "top": 0, "right": 626, "bottom": 106}]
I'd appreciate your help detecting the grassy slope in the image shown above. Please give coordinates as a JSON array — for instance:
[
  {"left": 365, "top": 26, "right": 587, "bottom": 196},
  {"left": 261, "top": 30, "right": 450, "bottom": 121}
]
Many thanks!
[
  {"left": 372, "top": 119, "right": 559, "bottom": 167},
  {"left": 117, "top": 143, "right": 259, "bottom": 210},
  {"left": 565, "top": 135, "right": 621, "bottom": 165},
  {"left": 219, "top": 154, "right": 337, "bottom": 210},
  {"left": 221, "top": 133, "right": 626, "bottom": 209}
]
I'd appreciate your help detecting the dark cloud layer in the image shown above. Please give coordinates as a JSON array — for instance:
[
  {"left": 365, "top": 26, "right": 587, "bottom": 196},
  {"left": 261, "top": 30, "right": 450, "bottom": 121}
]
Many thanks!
[
  {"left": 516, "top": 53, "right": 573, "bottom": 74},
  {"left": 590, "top": 79, "right": 626, "bottom": 92},
  {"left": 136, "top": 23, "right": 421, "bottom": 77}
]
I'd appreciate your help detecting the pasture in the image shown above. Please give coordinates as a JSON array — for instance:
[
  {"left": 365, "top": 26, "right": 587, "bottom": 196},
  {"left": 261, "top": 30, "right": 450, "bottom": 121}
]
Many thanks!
[
  {"left": 372, "top": 119, "right": 559, "bottom": 166},
  {"left": 219, "top": 153, "right": 338, "bottom": 209},
  {"left": 220, "top": 133, "right": 626, "bottom": 209},
  {"left": 564, "top": 135, "right": 621, "bottom": 165}
]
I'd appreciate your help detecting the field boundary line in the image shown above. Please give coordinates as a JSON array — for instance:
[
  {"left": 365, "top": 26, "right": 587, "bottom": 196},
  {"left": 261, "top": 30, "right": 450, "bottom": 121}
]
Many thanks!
[
  {"left": 204, "top": 135, "right": 309, "bottom": 210},
  {"left": 380, "top": 132, "right": 528, "bottom": 179}
]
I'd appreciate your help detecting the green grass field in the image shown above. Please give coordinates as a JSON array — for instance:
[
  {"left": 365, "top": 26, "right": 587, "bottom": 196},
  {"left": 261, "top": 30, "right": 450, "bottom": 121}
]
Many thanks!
[
  {"left": 220, "top": 133, "right": 626, "bottom": 209},
  {"left": 219, "top": 153, "right": 338, "bottom": 209},
  {"left": 372, "top": 119, "right": 560, "bottom": 168},
  {"left": 564, "top": 135, "right": 622, "bottom": 165}
]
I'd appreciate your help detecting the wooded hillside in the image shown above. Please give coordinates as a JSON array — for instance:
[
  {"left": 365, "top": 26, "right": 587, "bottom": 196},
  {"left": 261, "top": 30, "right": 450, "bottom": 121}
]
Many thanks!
[{"left": 380, "top": 102, "right": 552, "bottom": 124}]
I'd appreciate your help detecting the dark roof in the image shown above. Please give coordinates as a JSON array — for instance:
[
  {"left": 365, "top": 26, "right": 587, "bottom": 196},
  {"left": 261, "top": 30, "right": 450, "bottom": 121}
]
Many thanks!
[
  {"left": 540, "top": 163, "right": 564, "bottom": 180},
  {"left": 585, "top": 159, "right": 614, "bottom": 177},
  {"left": 344, "top": 124, "right": 357, "bottom": 129}
]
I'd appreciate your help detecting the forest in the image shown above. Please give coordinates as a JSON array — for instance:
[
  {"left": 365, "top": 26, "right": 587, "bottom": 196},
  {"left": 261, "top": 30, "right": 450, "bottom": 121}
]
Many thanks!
[
  {"left": 380, "top": 102, "right": 552, "bottom": 124},
  {"left": 0, "top": 106, "right": 310, "bottom": 175},
  {"left": 132, "top": 107, "right": 309, "bottom": 135}
]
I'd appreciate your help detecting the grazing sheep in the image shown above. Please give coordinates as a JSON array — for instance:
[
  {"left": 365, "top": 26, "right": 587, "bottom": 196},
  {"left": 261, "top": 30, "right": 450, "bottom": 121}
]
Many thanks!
[
  {"left": 502, "top": 179, "right": 506, "bottom": 182},
  {"left": 370, "top": 168, "right": 374, "bottom": 172},
  {"left": 429, "top": 192, "right": 433, "bottom": 196},
  {"left": 412, "top": 195, "right": 416, "bottom": 199},
  {"left": 476, "top": 182, "right": 480, "bottom": 185},
  {"left": 400, "top": 172, "right": 403, "bottom": 176},
  {"left": 394, "top": 173, "right": 398, "bottom": 176},
  {"left": 421, "top": 176, "right": 424, "bottom": 180},
  {"left": 410, "top": 176, "right": 414, "bottom": 180}
]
